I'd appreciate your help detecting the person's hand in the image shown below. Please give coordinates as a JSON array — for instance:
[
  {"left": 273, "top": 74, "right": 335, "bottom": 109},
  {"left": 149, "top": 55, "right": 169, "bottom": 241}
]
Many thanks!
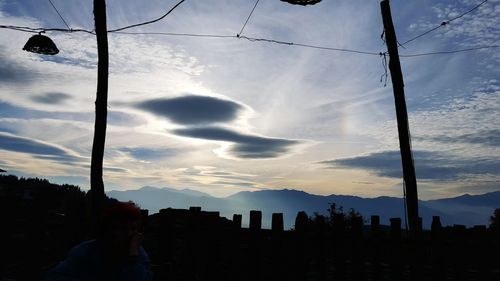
[{"left": 129, "top": 231, "right": 143, "bottom": 256}]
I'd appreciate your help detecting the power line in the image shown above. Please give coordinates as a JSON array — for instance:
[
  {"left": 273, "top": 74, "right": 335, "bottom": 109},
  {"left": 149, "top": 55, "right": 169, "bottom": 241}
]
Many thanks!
[
  {"left": 110, "top": 31, "right": 384, "bottom": 55},
  {"left": 237, "top": 0, "right": 260, "bottom": 37},
  {"left": 5, "top": 23, "right": 497, "bottom": 58},
  {"left": 0, "top": 25, "right": 94, "bottom": 34},
  {"left": 447, "top": 0, "right": 488, "bottom": 23},
  {"left": 111, "top": 31, "right": 384, "bottom": 55},
  {"left": 238, "top": 35, "right": 383, "bottom": 55},
  {"left": 400, "top": 0, "right": 488, "bottom": 47},
  {"left": 399, "top": 45, "right": 500, "bottom": 57},
  {"left": 48, "top": 0, "right": 71, "bottom": 30},
  {"left": 112, "top": 31, "right": 235, "bottom": 38},
  {"left": 0, "top": 0, "right": 187, "bottom": 35},
  {"left": 108, "top": 0, "right": 185, "bottom": 33}
]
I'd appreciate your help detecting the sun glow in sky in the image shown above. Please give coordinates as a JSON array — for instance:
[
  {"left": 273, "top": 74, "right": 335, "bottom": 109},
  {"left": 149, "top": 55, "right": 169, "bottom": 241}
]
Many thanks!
[{"left": 1, "top": 0, "right": 499, "bottom": 199}]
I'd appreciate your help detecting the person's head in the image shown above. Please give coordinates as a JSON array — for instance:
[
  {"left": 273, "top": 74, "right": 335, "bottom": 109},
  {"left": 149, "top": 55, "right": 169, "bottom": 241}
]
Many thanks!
[{"left": 99, "top": 201, "right": 142, "bottom": 254}]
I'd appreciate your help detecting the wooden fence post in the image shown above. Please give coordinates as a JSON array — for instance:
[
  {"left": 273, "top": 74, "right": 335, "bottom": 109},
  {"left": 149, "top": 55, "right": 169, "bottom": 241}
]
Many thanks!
[
  {"left": 370, "top": 215, "right": 381, "bottom": 281},
  {"left": 390, "top": 218, "right": 401, "bottom": 242},
  {"left": 332, "top": 213, "right": 346, "bottom": 280},
  {"left": 351, "top": 216, "right": 364, "bottom": 281},
  {"left": 272, "top": 213, "right": 284, "bottom": 232},
  {"left": 389, "top": 218, "right": 402, "bottom": 281},
  {"left": 293, "top": 211, "right": 308, "bottom": 281},
  {"left": 233, "top": 214, "right": 242, "bottom": 229},
  {"left": 371, "top": 215, "right": 380, "bottom": 238},
  {"left": 248, "top": 210, "right": 262, "bottom": 280},
  {"left": 294, "top": 211, "right": 309, "bottom": 233},
  {"left": 430, "top": 216, "right": 445, "bottom": 281},
  {"left": 249, "top": 210, "right": 262, "bottom": 231}
]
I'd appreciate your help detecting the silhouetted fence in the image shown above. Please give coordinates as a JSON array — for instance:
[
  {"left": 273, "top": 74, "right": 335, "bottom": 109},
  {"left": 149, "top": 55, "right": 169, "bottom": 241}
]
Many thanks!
[
  {"left": 146, "top": 207, "right": 500, "bottom": 281},
  {"left": 3, "top": 203, "right": 500, "bottom": 280}
]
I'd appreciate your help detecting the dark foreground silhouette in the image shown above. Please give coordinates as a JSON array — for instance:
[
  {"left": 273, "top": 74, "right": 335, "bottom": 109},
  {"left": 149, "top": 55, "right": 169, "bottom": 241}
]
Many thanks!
[
  {"left": 1, "top": 174, "right": 500, "bottom": 281},
  {"left": 45, "top": 201, "right": 152, "bottom": 281}
]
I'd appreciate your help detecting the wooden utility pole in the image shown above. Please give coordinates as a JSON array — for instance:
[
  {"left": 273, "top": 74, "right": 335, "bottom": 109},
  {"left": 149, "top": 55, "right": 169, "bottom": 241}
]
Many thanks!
[
  {"left": 380, "top": 0, "right": 420, "bottom": 237},
  {"left": 91, "top": 0, "right": 109, "bottom": 230}
]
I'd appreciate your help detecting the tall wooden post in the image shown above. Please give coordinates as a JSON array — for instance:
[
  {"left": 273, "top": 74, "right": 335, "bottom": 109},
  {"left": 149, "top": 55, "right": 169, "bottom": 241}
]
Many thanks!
[
  {"left": 380, "top": 0, "right": 420, "bottom": 237},
  {"left": 91, "top": 0, "right": 109, "bottom": 231}
]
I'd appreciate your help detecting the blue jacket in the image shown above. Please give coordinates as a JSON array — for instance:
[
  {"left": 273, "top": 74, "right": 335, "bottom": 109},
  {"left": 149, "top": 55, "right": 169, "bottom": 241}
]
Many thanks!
[{"left": 45, "top": 240, "right": 152, "bottom": 281}]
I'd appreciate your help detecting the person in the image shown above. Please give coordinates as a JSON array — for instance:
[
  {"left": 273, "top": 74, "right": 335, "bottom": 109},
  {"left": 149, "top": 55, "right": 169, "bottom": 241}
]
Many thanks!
[{"left": 45, "top": 201, "right": 152, "bottom": 281}]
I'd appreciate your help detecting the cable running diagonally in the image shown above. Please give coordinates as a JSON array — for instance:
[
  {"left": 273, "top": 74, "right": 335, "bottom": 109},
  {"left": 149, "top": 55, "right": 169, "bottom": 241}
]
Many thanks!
[
  {"left": 109, "top": 32, "right": 384, "bottom": 55},
  {"left": 399, "top": 45, "right": 499, "bottom": 57},
  {"left": 0, "top": 25, "right": 95, "bottom": 34},
  {"left": 108, "top": 0, "right": 186, "bottom": 33},
  {"left": 238, "top": 35, "right": 383, "bottom": 55},
  {"left": 48, "top": 0, "right": 71, "bottom": 30},
  {"left": 237, "top": 0, "right": 260, "bottom": 37},
  {"left": 399, "top": 0, "right": 488, "bottom": 47},
  {"left": 112, "top": 31, "right": 235, "bottom": 38}
]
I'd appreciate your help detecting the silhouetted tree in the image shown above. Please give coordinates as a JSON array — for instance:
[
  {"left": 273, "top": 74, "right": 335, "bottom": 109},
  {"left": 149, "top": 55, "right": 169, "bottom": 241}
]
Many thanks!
[
  {"left": 326, "top": 202, "right": 363, "bottom": 227},
  {"left": 490, "top": 208, "right": 500, "bottom": 231},
  {"left": 308, "top": 203, "right": 364, "bottom": 230}
]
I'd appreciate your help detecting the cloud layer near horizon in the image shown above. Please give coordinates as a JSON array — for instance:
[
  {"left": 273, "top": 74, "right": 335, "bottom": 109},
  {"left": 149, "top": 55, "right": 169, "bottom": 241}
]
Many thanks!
[{"left": 321, "top": 150, "right": 500, "bottom": 181}]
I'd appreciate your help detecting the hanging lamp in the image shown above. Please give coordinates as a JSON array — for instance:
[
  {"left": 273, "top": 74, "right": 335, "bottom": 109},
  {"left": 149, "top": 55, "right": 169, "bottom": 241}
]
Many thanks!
[
  {"left": 281, "top": 0, "right": 322, "bottom": 6},
  {"left": 23, "top": 32, "right": 59, "bottom": 55}
]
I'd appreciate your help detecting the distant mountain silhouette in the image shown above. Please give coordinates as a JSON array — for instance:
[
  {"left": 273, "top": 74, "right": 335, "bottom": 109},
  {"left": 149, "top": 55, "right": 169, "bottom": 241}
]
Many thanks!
[
  {"left": 421, "top": 191, "right": 500, "bottom": 226},
  {"left": 107, "top": 187, "right": 499, "bottom": 229}
]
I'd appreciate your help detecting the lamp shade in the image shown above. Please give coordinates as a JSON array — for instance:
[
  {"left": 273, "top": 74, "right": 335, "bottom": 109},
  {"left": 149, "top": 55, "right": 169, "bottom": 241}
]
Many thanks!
[
  {"left": 281, "top": 0, "right": 322, "bottom": 5},
  {"left": 23, "top": 33, "right": 59, "bottom": 55}
]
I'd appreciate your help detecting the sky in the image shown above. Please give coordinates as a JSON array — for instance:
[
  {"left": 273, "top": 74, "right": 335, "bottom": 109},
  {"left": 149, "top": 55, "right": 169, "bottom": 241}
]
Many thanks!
[{"left": 0, "top": 0, "right": 499, "bottom": 199}]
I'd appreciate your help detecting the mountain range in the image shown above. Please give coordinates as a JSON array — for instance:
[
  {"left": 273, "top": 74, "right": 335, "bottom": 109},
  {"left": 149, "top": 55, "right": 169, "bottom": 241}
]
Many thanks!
[{"left": 107, "top": 187, "right": 500, "bottom": 229}]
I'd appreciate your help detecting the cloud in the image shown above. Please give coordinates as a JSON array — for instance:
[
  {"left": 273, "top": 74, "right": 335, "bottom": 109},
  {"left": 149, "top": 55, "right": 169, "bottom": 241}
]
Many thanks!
[
  {"left": 417, "top": 129, "right": 500, "bottom": 148},
  {"left": 119, "top": 147, "right": 178, "bottom": 161},
  {"left": 0, "top": 49, "right": 37, "bottom": 84},
  {"left": 107, "top": 111, "right": 146, "bottom": 127},
  {"left": 0, "top": 132, "right": 81, "bottom": 163},
  {"left": 0, "top": 101, "right": 144, "bottom": 126},
  {"left": 173, "top": 127, "right": 299, "bottom": 159},
  {"left": 212, "top": 181, "right": 258, "bottom": 188},
  {"left": 31, "top": 92, "right": 72, "bottom": 104},
  {"left": 320, "top": 150, "right": 500, "bottom": 181},
  {"left": 135, "top": 95, "right": 244, "bottom": 125}
]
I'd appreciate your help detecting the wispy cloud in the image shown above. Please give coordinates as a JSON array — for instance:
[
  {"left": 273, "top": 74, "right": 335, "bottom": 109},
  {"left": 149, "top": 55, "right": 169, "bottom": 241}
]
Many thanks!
[
  {"left": 119, "top": 147, "right": 178, "bottom": 161},
  {"left": 320, "top": 150, "right": 500, "bottom": 181},
  {"left": 416, "top": 129, "right": 500, "bottom": 147},
  {"left": 0, "top": 101, "right": 143, "bottom": 126},
  {"left": 173, "top": 126, "right": 300, "bottom": 159},
  {"left": 0, "top": 132, "right": 83, "bottom": 163},
  {"left": 31, "top": 92, "right": 72, "bottom": 104},
  {"left": 0, "top": 49, "right": 38, "bottom": 84}
]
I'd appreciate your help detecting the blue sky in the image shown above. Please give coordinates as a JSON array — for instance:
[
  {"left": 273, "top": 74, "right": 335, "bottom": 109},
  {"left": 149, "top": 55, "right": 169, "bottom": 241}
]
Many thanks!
[{"left": 0, "top": 0, "right": 499, "bottom": 198}]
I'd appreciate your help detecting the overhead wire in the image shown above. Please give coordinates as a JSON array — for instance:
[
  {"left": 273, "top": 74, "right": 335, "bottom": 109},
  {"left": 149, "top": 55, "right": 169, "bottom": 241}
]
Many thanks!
[
  {"left": 238, "top": 35, "right": 383, "bottom": 55},
  {"left": 108, "top": 0, "right": 185, "bottom": 33},
  {"left": 109, "top": 31, "right": 384, "bottom": 55},
  {"left": 4, "top": 23, "right": 497, "bottom": 58},
  {"left": 400, "top": 45, "right": 500, "bottom": 57},
  {"left": 111, "top": 31, "right": 235, "bottom": 38},
  {"left": 0, "top": 0, "right": 187, "bottom": 35},
  {"left": 1, "top": 0, "right": 497, "bottom": 59},
  {"left": 237, "top": 0, "right": 260, "bottom": 37},
  {"left": 47, "top": 0, "right": 71, "bottom": 30},
  {"left": 399, "top": 0, "right": 488, "bottom": 47},
  {"left": 0, "top": 25, "right": 95, "bottom": 34}
]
